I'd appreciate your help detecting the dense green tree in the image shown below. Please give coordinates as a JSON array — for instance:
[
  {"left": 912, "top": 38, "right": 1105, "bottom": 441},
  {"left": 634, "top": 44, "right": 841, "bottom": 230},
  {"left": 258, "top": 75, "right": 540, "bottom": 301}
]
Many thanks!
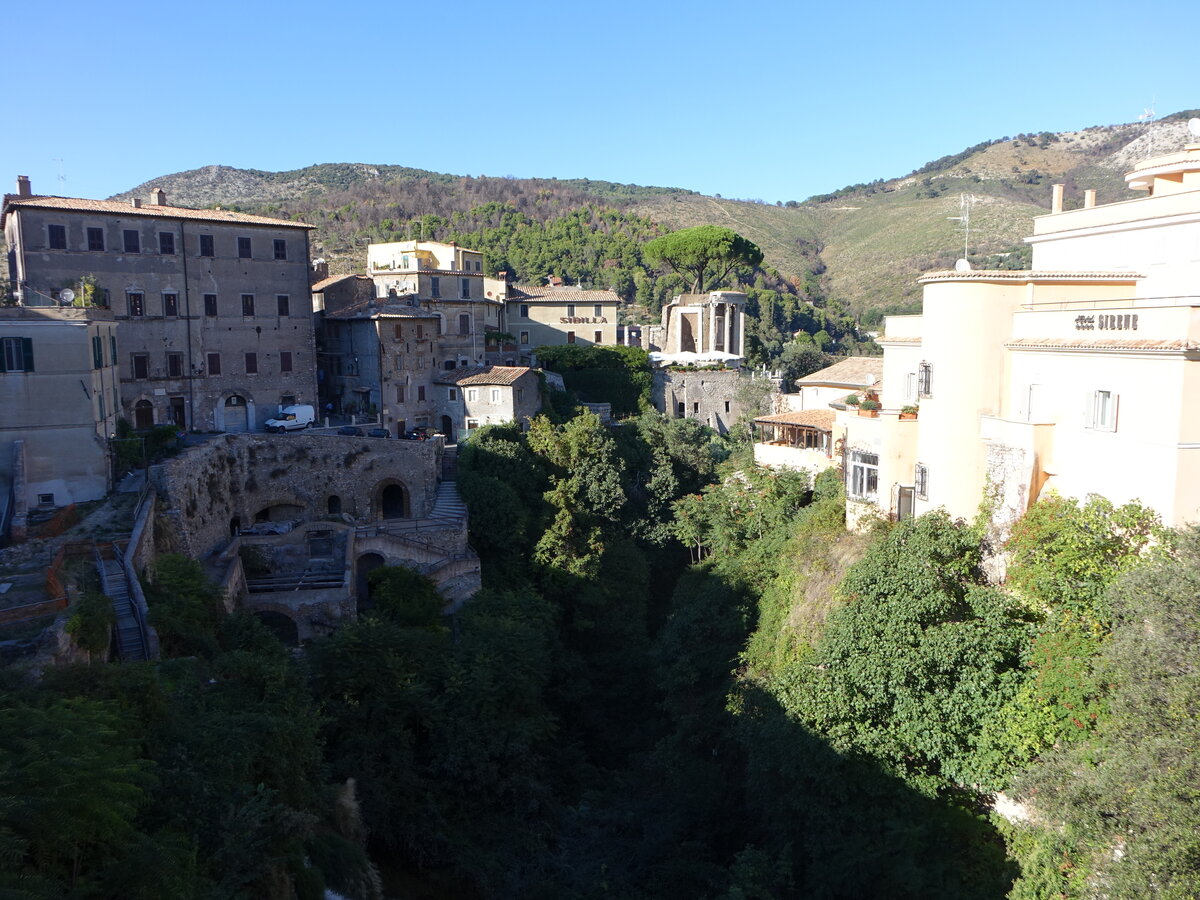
[{"left": 644, "top": 226, "right": 764, "bottom": 292}]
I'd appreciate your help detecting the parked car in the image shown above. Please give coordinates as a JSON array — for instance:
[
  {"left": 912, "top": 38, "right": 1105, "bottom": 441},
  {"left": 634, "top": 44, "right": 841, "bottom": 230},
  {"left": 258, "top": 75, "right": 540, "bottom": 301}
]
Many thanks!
[
  {"left": 337, "top": 425, "right": 365, "bottom": 437},
  {"left": 366, "top": 427, "right": 390, "bottom": 438},
  {"left": 264, "top": 404, "right": 316, "bottom": 433},
  {"left": 402, "top": 428, "right": 432, "bottom": 441}
]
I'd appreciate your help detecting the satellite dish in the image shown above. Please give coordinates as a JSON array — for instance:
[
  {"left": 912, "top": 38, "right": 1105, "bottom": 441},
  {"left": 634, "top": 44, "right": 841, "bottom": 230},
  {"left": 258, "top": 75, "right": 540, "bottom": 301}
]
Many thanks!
[
  {"left": 954, "top": 258, "right": 972, "bottom": 273},
  {"left": 59, "top": 289, "right": 75, "bottom": 305},
  {"left": 1189, "top": 118, "right": 1200, "bottom": 139}
]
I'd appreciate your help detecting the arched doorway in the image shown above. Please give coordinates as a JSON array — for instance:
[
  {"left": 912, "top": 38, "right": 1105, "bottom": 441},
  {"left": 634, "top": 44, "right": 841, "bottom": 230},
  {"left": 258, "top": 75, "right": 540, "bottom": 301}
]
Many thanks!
[
  {"left": 254, "top": 610, "right": 299, "bottom": 646},
  {"left": 327, "top": 495, "right": 342, "bottom": 516},
  {"left": 440, "top": 415, "right": 455, "bottom": 443},
  {"left": 229, "top": 517, "right": 241, "bottom": 537},
  {"left": 134, "top": 400, "right": 154, "bottom": 431},
  {"left": 376, "top": 482, "right": 409, "bottom": 519},
  {"left": 224, "top": 395, "right": 249, "bottom": 433},
  {"left": 356, "top": 553, "right": 386, "bottom": 612}
]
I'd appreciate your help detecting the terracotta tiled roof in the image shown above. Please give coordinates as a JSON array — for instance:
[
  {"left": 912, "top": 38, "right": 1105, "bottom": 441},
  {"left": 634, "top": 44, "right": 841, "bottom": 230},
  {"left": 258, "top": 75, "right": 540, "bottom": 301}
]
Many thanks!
[
  {"left": 754, "top": 409, "right": 837, "bottom": 430},
  {"left": 918, "top": 269, "right": 1142, "bottom": 284},
  {"left": 434, "top": 365, "right": 532, "bottom": 386},
  {"left": 324, "top": 297, "right": 437, "bottom": 319},
  {"left": 312, "top": 273, "right": 372, "bottom": 292},
  {"left": 1, "top": 194, "right": 314, "bottom": 228},
  {"left": 1005, "top": 338, "right": 1200, "bottom": 352},
  {"left": 794, "top": 356, "right": 884, "bottom": 387},
  {"left": 507, "top": 283, "right": 621, "bottom": 303}
]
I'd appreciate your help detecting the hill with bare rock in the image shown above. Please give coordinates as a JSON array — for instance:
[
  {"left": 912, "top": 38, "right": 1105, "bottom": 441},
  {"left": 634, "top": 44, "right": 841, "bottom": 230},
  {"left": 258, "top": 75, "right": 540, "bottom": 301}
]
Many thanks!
[{"left": 105, "top": 111, "right": 1200, "bottom": 320}]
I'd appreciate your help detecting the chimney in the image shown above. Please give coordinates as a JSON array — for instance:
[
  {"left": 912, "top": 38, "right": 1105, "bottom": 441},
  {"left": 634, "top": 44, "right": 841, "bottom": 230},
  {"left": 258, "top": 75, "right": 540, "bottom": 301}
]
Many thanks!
[
  {"left": 498, "top": 269, "right": 509, "bottom": 284},
  {"left": 1083, "top": 189, "right": 1097, "bottom": 209},
  {"left": 15, "top": 175, "right": 31, "bottom": 197},
  {"left": 151, "top": 187, "right": 167, "bottom": 206},
  {"left": 1051, "top": 183, "right": 1064, "bottom": 214},
  {"left": 131, "top": 198, "right": 142, "bottom": 209}
]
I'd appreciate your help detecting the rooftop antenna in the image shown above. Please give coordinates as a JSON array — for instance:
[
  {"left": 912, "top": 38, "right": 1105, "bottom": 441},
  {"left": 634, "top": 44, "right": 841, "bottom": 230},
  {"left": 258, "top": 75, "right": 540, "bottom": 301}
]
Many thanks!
[
  {"left": 946, "top": 193, "right": 975, "bottom": 264},
  {"left": 1137, "top": 98, "right": 1158, "bottom": 158}
]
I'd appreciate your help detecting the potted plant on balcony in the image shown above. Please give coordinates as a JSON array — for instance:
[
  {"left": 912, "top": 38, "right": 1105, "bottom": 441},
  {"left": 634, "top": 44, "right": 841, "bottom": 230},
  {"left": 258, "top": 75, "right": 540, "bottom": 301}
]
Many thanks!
[
  {"left": 900, "top": 404, "right": 919, "bottom": 420},
  {"left": 859, "top": 398, "right": 881, "bottom": 418},
  {"left": 844, "top": 394, "right": 861, "bottom": 409}
]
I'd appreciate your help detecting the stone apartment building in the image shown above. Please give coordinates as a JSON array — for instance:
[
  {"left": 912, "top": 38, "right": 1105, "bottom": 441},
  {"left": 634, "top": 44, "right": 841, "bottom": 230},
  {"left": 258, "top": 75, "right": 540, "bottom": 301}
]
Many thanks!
[
  {"left": 366, "top": 240, "right": 505, "bottom": 366},
  {"left": 484, "top": 278, "right": 621, "bottom": 351},
  {"left": 1, "top": 305, "right": 121, "bottom": 530},
  {"left": 2, "top": 177, "right": 318, "bottom": 433},
  {"left": 434, "top": 365, "right": 541, "bottom": 436}
]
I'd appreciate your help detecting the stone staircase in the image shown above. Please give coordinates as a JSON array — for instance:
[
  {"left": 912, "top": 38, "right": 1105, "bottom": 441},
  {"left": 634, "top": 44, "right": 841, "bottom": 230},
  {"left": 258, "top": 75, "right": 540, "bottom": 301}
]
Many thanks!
[
  {"left": 95, "top": 545, "right": 148, "bottom": 662},
  {"left": 441, "top": 444, "right": 458, "bottom": 481},
  {"left": 431, "top": 481, "right": 467, "bottom": 522}
]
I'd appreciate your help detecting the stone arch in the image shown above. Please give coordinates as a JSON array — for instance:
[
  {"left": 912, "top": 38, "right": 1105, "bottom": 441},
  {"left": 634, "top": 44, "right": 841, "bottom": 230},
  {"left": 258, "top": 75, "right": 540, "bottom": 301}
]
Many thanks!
[
  {"left": 214, "top": 391, "right": 256, "bottom": 434},
  {"left": 230, "top": 516, "right": 241, "bottom": 537},
  {"left": 253, "top": 610, "right": 299, "bottom": 646},
  {"left": 327, "top": 495, "right": 342, "bottom": 516},
  {"left": 440, "top": 415, "right": 455, "bottom": 443},
  {"left": 372, "top": 479, "right": 410, "bottom": 520},
  {"left": 253, "top": 502, "right": 305, "bottom": 523},
  {"left": 356, "top": 552, "right": 387, "bottom": 613}
]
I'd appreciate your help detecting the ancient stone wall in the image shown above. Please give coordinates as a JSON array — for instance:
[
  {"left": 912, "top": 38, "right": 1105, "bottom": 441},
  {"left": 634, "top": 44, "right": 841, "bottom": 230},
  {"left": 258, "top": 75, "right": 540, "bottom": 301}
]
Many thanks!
[
  {"left": 652, "top": 368, "right": 764, "bottom": 436},
  {"left": 155, "top": 433, "right": 441, "bottom": 558}
]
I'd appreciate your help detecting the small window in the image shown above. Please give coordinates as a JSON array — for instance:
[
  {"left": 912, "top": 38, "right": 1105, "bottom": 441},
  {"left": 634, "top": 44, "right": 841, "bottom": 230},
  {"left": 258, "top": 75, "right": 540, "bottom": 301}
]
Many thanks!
[
  {"left": 430, "top": 276, "right": 441, "bottom": 298},
  {"left": 167, "top": 352, "right": 183, "bottom": 378},
  {"left": 87, "top": 227, "right": 105, "bottom": 251},
  {"left": 273, "top": 239, "right": 287, "bottom": 260},
  {"left": 123, "top": 229, "right": 140, "bottom": 253},
  {"left": 693, "top": 402, "right": 699, "bottom": 414},
  {"left": 567, "top": 303, "right": 576, "bottom": 317},
  {"left": 280, "top": 351, "right": 292, "bottom": 373},
  {"left": 132, "top": 353, "right": 149, "bottom": 379},
  {"left": 204, "top": 294, "right": 218, "bottom": 317},
  {"left": 448, "top": 388, "right": 457, "bottom": 401},
  {"left": 1086, "top": 390, "right": 1118, "bottom": 432},
  {"left": 245, "top": 352, "right": 258, "bottom": 375},
  {"left": 241, "top": 294, "right": 255, "bottom": 317},
  {"left": 276, "top": 295, "right": 290, "bottom": 317},
  {"left": 849, "top": 451, "right": 880, "bottom": 501},
  {"left": 396, "top": 385, "right": 406, "bottom": 403},
  {"left": 725, "top": 401, "right": 730, "bottom": 413},
  {"left": 402, "top": 255, "right": 410, "bottom": 269},
  {"left": 207, "top": 353, "right": 221, "bottom": 375},
  {"left": 163, "top": 293, "right": 178, "bottom": 317},
  {"left": 490, "top": 388, "right": 500, "bottom": 403},
  {"left": 110, "top": 334, "right": 116, "bottom": 363},
  {"left": 92, "top": 335, "right": 103, "bottom": 369},
  {"left": 159, "top": 231, "right": 175, "bottom": 254},
  {"left": 127, "top": 292, "right": 145, "bottom": 317},
  {"left": 458, "top": 314, "right": 471, "bottom": 336},
  {"left": 0, "top": 337, "right": 33, "bottom": 373},
  {"left": 467, "top": 388, "right": 478, "bottom": 402},
  {"left": 199, "top": 234, "right": 214, "bottom": 257},
  {"left": 520, "top": 330, "right": 530, "bottom": 345},
  {"left": 594, "top": 304, "right": 602, "bottom": 317},
  {"left": 594, "top": 330, "right": 602, "bottom": 344},
  {"left": 47, "top": 224, "right": 66, "bottom": 249},
  {"left": 444, "top": 360, "right": 456, "bottom": 370},
  {"left": 567, "top": 331, "right": 576, "bottom": 344},
  {"left": 417, "top": 385, "right": 426, "bottom": 401},
  {"left": 917, "top": 362, "right": 932, "bottom": 398},
  {"left": 516, "top": 388, "right": 524, "bottom": 402},
  {"left": 460, "top": 278, "right": 471, "bottom": 299},
  {"left": 676, "top": 401, "right": 685, "bottom": 417},
  {"left": 393, "top": 322, "right": 404, "bottom": 340},
  {"left": 237, "top": 237, "right": 252, "bottom": 259},
  {"left": 519, "top": 304, "right": 529, "bottom": 318},
  {"left": 915, "top": 463, "right": 929, "bottom": 500},
  {"left": 37, "top": 493, "right": 54, "bottom": 506}
]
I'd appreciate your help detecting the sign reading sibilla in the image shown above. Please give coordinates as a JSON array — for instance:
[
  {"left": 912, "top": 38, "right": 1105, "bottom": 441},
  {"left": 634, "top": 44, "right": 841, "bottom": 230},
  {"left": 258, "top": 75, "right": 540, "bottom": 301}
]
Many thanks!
[{"left": 1075, "top": 313, "right": 1138, "bottom": 331}]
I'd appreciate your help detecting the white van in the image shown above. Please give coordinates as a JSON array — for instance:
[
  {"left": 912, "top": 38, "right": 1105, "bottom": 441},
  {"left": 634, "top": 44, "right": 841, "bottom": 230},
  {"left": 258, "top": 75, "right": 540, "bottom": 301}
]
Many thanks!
[{"left": 265, "top": 404, "right": 316, "bottom": 433}]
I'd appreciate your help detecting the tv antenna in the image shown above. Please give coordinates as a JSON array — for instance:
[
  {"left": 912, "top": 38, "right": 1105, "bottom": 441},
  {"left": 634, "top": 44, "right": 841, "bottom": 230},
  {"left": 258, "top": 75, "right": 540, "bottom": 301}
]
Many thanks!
[
  {"left": 1137, "top": 98, "right": 1156, "bottom": 123},
  {"left": 947, "top": 193, "right": 976, "bottom": 263}
]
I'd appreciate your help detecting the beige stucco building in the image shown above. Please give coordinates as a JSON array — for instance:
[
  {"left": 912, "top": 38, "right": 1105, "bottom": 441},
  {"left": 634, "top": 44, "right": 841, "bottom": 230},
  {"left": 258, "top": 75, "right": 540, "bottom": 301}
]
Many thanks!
[
  {"left": 1, "top": 305, "right": 120, "bottom": 532},
  {"left": 845, "top": 139, "right": 1200, "bottom": 530},
  {"left": 489, "top": 281, "right": 620, "bottom": 351}
]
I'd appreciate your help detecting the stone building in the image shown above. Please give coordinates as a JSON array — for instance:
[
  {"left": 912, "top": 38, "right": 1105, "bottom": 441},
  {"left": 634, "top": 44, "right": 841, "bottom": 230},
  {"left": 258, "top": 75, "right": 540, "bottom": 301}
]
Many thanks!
[
  {"left": 2, "top": 177, "right": 317, "bottom": 433},
  {"left": 433, "top": 365, "right": 541, "bottom": 436},
  {"left": 317, "top": 296, "right": 442, "bottom": 436},
  {"left": 366, "top": 240, "right": 504, "bottom": 367},
  {"left": 486, "top": 278, "right": 621, "bottom": 351},
  {"left": 654, "top": 291, "right": 747, "bottom": 359},
  {"left": 1, "top": 305, "right": 120, "bottom": 531}
]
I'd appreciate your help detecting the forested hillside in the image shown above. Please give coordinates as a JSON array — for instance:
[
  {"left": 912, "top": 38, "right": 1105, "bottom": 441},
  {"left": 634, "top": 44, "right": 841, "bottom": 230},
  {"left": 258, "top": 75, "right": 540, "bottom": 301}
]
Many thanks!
[{"left": 112, "top": 111, "right": 1200, "bottom": 320}]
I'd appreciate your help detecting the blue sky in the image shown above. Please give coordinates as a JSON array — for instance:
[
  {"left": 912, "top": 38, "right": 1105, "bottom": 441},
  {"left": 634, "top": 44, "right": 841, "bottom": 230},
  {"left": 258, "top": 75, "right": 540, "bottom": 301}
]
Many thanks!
[{"left": 5, "top": 0, "right": 1199, "bottom": 204}]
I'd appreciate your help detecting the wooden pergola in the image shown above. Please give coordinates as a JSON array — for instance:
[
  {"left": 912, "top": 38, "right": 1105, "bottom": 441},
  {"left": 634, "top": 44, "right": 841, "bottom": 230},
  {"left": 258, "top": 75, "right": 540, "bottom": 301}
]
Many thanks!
[{"left": 753, "top": 409, "right": 836, "bottom": 456}]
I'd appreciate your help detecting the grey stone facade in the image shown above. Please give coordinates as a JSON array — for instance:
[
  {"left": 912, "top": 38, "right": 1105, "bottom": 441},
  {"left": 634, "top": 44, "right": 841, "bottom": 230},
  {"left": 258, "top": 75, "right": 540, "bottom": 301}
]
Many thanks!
[
  {"left": 2, "top": 180, "right": 317, "bottom": 433},
  {"left": 653, "top": 367, "right": 778, "bottom": 436}
]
